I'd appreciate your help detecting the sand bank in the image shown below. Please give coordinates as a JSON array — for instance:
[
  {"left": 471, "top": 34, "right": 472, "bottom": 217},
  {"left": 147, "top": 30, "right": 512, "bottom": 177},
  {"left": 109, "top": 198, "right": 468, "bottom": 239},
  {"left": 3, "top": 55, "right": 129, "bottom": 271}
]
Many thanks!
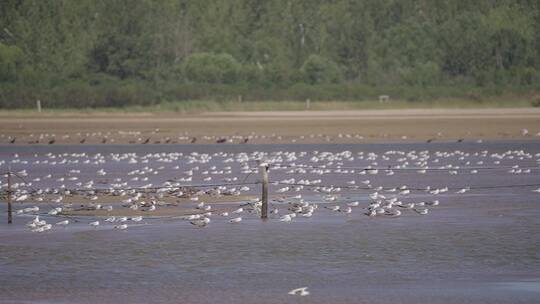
[{"left": 1, "top": 108, "right": 539, "bottom": 144}]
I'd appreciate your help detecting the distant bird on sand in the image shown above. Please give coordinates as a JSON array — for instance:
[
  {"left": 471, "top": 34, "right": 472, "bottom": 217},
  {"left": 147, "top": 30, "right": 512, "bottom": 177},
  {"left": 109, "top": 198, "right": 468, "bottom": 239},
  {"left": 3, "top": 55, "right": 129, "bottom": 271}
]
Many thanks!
[
  {"left": 190, "top": 137, "right": 197, "bottom": 143},
  {"left": 48, "top": 138, "right": 55, "bottom": 144},
  {"left": 216, "top": 138, "right": 227, "bottom": 143}
]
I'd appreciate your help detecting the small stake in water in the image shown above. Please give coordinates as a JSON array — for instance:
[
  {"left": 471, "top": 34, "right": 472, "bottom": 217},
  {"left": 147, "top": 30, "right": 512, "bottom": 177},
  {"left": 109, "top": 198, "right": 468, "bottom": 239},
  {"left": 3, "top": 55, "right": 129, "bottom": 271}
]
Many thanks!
[
  {"left": 7, "top": 171, "right": 13, "bottom": 224},
  {"left": 260, "top": 162, "right": 269, "bottom": 219}
]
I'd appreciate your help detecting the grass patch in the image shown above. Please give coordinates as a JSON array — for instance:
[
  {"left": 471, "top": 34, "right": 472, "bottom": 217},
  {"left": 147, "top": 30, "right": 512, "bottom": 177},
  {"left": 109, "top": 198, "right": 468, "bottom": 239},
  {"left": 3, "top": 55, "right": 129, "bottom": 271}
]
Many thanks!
[{"left": 0, "top": 96, "right": 535, "bottom": 116}]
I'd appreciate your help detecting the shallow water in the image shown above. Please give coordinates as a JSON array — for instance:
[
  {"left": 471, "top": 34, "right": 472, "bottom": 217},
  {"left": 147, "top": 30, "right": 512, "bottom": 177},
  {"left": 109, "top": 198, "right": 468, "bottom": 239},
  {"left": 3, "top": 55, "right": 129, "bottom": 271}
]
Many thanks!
[{"left": 1, "top": 141, "right": 540, "bottom": 303}]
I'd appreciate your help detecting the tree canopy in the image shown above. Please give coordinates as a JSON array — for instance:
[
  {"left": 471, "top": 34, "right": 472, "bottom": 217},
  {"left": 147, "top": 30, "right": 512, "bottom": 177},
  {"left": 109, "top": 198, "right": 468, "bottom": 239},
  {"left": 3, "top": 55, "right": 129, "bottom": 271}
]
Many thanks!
[{"left": 0, "top": 0, "right": 539, "bottom": 108}]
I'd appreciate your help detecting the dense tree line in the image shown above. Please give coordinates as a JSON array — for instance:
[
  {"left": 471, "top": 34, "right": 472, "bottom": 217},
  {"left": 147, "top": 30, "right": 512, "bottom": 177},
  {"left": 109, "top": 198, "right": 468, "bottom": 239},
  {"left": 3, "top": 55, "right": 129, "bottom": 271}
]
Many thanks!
[{"left": 0, "top": 0, "right": 539, "bottom": 108}]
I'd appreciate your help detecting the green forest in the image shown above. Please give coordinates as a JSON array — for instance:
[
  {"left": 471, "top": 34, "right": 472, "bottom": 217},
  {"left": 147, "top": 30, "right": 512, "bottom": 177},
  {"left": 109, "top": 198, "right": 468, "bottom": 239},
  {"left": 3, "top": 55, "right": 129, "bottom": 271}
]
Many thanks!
[{"left": 1, "top": 0, "right": 539, "bottom": 109}]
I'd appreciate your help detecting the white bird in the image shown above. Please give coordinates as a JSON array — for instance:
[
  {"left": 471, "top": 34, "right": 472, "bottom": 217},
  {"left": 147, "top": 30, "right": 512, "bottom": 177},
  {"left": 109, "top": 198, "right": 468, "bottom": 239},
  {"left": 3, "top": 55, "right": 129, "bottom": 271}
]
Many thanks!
[
  {"left": 89, "top": 221, "right": 100, "bottom": 227},
  {"left": 456, "top": 187, "right": 469, "bottom": 194},
  {"left": 426, "top": 200, "right": 439, "bottom": 206},
  {"left": 385, "top": 209, "right": 401, "bottom": 217},
  {"left": 15, "top": 194, "right": 29, "bottom": 202},
  {"left": 55, "top": 220, "right": 69, "bottom": 226},
  {"left": 220, "top": 212, "right": 229, "bottom": 217},
  {"left": 414, "top": 208, "right": 429, "bottom": 215},
  {"left": 325, "top": 205, "right": 340, "bottom": 212},
  {"left": 191, "top": 217, "right": 210, "bottom": 228},
  {"left": 232, "top": 207, "right": 243, "bottom": 214},
  {"left": 280, "top": 214, "right": 292, "bottom": 222},
  {"left": 184, "top": 214, "right": 201, "bottom": 220},
  {"left": 400, "top": 203, "right": 415, "bottom": 209},
  {"left": 366, "top": 209, "right": 377, "bottom": 217},
  {"left": 131, "top": 216, "right": 143, "bottom": 222},
  {"left": 399, "top": 189, "right": 410, "bottom": 195},
  {"left": 347, "top": 201, "right": 359, "bottom": 207},
  {"left": 288, "top": 287, "right": 310, "bottom": 296},
  {"left": 115, "top": 224, "right": 128, "bottom": 230},
  {"left": 229, "top": 217, "right": 242, "bottom": 223},
  {"left": 32, "top": 224, "right": 52, "bottom": 233}
]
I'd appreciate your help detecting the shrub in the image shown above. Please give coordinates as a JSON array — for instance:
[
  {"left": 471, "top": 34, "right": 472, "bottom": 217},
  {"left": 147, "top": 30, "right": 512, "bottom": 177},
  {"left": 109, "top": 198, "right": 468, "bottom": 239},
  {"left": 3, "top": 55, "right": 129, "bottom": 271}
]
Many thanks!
[
  {"left": 517, "top": 67, "right": 537, "bottom": 85},
  {"left": 183, "top": 52, "right": 241, "bottom": 84},
  {"left": 532, "top": 95, "right": 540, "bottom": 107},
  {"left": 300, "top": 55, "right": 343, "bottom": 84}
]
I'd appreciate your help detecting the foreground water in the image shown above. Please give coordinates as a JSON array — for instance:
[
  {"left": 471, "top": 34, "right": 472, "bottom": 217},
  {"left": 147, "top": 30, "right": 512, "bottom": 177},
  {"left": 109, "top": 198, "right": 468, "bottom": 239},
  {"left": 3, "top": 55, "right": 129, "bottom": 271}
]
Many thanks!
[{"left": 1, "top": 141, "right": 539, "bottom": 303}]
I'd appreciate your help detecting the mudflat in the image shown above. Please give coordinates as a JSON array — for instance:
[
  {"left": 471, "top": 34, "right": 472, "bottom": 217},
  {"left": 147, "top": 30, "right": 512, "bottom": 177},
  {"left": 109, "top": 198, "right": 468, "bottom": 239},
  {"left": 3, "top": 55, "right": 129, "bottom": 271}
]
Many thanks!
[{"left": 1, "top": 108, "right": 539, "bottom": 144}]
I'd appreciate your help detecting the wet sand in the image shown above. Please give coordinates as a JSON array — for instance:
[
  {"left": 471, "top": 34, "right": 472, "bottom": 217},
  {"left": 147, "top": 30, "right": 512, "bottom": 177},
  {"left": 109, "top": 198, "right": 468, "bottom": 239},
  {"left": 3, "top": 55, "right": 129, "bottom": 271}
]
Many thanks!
[
  {"left": 1, "top": 108, "right": 539, "bottom": 144},
  {"left": 55, "top": 194, "right": 257, "bottom": 217}
]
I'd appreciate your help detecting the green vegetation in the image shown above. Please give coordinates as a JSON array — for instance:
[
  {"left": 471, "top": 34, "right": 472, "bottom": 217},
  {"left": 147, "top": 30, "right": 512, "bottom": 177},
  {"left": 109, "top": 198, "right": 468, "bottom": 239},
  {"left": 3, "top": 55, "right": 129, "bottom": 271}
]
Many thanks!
[{"left": 0, "top": 0, "right": 539, "bottom": 109}]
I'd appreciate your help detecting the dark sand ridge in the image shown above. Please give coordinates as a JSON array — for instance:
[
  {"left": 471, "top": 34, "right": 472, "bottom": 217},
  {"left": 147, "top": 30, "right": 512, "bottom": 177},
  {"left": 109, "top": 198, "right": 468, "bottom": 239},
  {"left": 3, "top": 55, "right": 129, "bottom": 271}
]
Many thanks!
[
  {"left": 13, "top": 193, "right": 295, "bottom": 217},
  {"left": 1, "top": 108, "right": 539, "bottom": 144}
]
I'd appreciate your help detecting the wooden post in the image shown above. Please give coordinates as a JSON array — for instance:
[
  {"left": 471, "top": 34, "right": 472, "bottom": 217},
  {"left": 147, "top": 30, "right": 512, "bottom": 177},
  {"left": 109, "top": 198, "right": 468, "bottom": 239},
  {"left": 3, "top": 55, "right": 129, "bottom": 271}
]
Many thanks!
[
  {"left": 260, "top": 163, "right": 269, "bottom": 219},
  {"left": 306, "top": 98, "right": 311, "bottom": 110},
  {"left": 7, "top": 172, "right": 12, "bottom": 224},
  {"left": 36, "top": 100, "right": 42, "bottom": 113}
]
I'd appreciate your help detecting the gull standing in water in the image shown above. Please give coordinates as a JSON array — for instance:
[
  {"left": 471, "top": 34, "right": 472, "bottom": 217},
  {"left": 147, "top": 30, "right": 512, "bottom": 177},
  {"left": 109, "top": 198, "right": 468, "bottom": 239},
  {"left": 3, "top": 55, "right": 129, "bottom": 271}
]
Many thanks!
[
  {"left": 232, "top": 207, "right": 244, "bottom": 214},
  {"left": 347, "top": 201, "right": 359, "bottom": 207},
  {"left": 190, "top": 217, "right": 210, "bottom": 228},
  {"left": 288, "top": 287, "right": 310, "bottom": 296},
  {"left": 280, "top": 214, "right": 293, "bottom": 223},
  {"left": 229, "top": 217, "right": 242, "bottom": 223},
  {"left": 115, "top": 224, "right": 128, "bottom": 230}
]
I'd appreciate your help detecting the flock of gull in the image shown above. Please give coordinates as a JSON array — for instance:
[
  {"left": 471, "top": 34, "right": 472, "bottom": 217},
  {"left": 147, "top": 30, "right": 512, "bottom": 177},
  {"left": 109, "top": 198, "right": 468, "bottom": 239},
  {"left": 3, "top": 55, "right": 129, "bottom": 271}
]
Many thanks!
[{"left": 1, "top": 145, "right": 539, "bottom": 234}]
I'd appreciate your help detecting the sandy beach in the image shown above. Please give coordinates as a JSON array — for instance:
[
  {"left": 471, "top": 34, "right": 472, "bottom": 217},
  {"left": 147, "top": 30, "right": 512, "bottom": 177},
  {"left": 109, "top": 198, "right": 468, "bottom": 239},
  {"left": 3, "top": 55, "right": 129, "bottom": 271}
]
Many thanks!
[{"left": 1, "top": 108, "right": 539, "bottom": 145}]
